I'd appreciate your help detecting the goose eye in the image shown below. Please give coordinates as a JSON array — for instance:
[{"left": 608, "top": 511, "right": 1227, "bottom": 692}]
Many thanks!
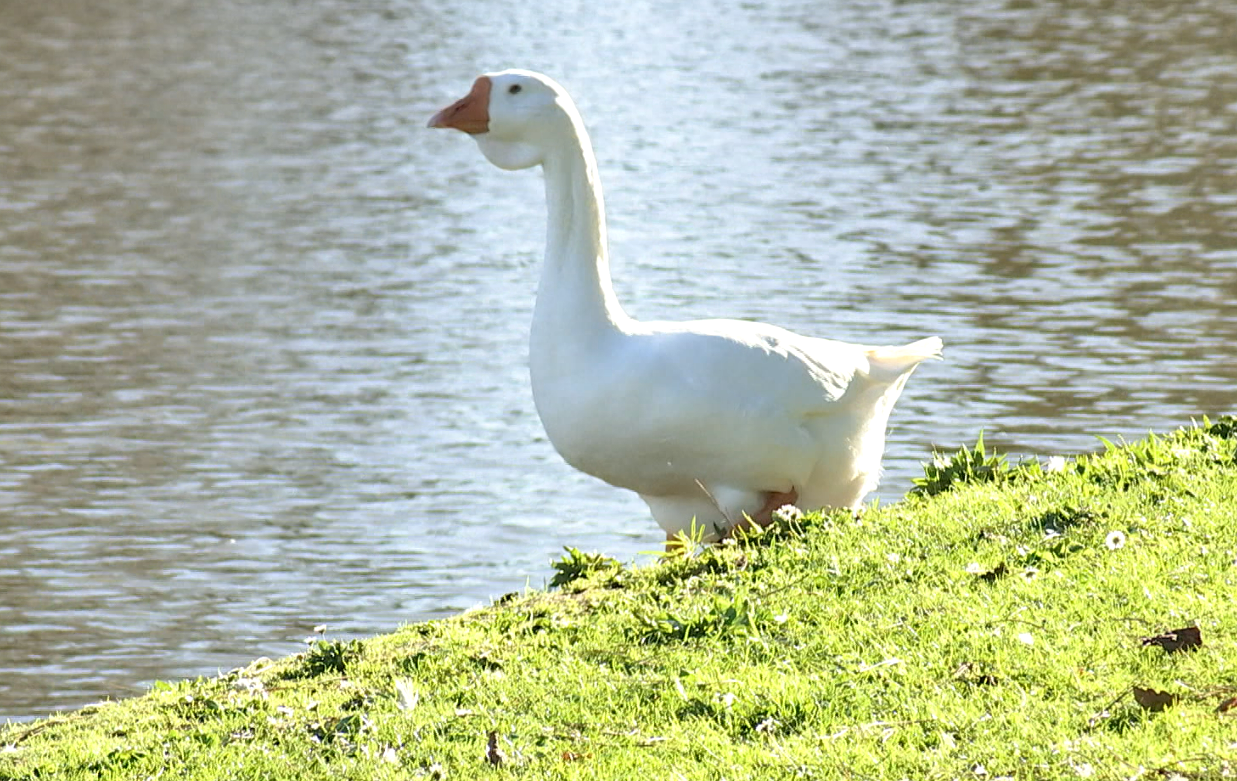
[{"left": 508, "top": 84, "right": 522, "bottom": 95}]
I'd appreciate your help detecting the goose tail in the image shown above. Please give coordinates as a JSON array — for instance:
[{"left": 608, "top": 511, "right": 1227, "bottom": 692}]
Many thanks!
[{"left": 865, "top": 336, "right": 943, "bottom": 380}]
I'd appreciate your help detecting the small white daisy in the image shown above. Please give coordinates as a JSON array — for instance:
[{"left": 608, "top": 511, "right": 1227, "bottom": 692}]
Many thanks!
[
  {"left": 1045, "top": 455, "right": 1067, "bottom": 472},
  {"left": 773, "top": 504, "right": 803, "bottom": 523},
  {"left": 755, "top": 716, "right": 779, "bottom": 733}
]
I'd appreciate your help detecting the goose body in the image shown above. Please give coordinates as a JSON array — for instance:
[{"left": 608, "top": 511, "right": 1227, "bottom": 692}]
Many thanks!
[{"left": 429, "top": 70, "right": 942, "bottom": 541}]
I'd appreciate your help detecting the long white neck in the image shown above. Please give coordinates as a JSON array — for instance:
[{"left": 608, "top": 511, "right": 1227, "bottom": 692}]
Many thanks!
[{"left": 529, "top": 113, "right": 629, "bottom": 387}]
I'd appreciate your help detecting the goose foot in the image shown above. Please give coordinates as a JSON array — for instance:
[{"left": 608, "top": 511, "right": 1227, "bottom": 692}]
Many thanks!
[{"left": 726, "top": 487, "right": 799, "bottom": 539}]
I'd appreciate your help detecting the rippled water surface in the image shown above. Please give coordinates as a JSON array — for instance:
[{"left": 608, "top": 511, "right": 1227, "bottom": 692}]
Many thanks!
[{"left": 2, "top": 0, "right": 1234, "bottom": 719}]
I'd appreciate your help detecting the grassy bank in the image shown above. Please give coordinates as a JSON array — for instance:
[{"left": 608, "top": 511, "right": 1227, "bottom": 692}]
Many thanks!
[{"left": 4, "top": 419, "right": 1237, "bottom": 780}]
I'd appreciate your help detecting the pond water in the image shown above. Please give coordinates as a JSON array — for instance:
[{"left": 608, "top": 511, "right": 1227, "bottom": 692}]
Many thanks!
[{"left": 1, "top": 0, "right": 1234, "bottom": 719}]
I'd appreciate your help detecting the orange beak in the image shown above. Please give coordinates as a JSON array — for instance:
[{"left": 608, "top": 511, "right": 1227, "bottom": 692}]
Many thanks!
[{"left": 427, "top": 76, "right": 491, "bottom": 134}]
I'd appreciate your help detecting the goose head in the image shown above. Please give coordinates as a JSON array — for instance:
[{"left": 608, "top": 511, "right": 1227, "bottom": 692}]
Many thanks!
[{"left": 427, "top": 70, "right": 575, "bottom": 171}]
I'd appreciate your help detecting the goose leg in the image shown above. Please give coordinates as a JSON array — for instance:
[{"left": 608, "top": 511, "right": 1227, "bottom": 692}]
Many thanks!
[
  {"left": 665, "top": 530, "right": 679, "bottom": 554},
  {"left": 726, "top": 487, "right": 799, "bottom": 538}
]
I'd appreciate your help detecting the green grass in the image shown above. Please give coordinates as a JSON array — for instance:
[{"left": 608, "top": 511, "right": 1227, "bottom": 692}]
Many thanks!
[{"left": 4, "top": 419, "right": 1237, "bottom": 779}]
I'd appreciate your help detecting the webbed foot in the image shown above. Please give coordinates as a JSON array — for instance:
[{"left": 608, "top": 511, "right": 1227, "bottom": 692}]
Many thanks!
[{"left": 726, "top": 487, "right": 799, "bottom": 538}]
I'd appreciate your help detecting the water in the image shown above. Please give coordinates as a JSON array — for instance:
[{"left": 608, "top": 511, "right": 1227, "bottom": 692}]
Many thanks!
[{"left": 1, "top": 0, "right": 1234, "bottom": 720}]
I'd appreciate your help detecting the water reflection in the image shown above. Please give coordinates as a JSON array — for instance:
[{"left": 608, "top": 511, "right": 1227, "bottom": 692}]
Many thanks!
[
  {"left": 1, "top": 0, "right": 1235, "bottom": 719},
  {"left": 945, "top": 0, "right": 1237, "bottom": 444}
]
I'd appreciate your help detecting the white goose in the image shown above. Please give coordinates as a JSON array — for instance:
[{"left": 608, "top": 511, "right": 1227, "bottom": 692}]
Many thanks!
[{"left": 429, "top": 70, "right": 942, "bottom": 543}]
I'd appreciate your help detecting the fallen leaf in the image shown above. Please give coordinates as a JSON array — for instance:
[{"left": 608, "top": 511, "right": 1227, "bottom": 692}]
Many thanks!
[
  {"left": 1217, "top": 696, "right": 1237, "bottom": 714},
  {"left": 485, "top": 731, "right": 505, "bottom": 766},
  {"left": 1141, "top": 626, "right": 1202, "bottom": 654},
  {"left": 561, "top": 750, "right": 592, "bottom": 762},
  {"left": 1132, "top": 686, "right": 1177, "bottom": 712},
  {"left": 978, "top": 562, "right": 1008, "bottom": 583}
]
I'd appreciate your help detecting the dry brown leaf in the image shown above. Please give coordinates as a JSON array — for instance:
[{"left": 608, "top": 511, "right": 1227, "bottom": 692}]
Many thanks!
[
  {"left": 561, "top": 750, "right": 592, "bottom": 762},
  {"left": 978, "top": 562, "right": 1008, "bottom": 583},
  {"left": 1141, "top": 626, "right": 1202, "bottom": 654},
  {"left": 1132, "top": 686, "right": 1178, "bottom": 712},
  {"left": 1217, "top": 696, "right": 1237, "bottom": 714},
  {"left": 485, "top": 731, "right": 505, "bottom": 766}
]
